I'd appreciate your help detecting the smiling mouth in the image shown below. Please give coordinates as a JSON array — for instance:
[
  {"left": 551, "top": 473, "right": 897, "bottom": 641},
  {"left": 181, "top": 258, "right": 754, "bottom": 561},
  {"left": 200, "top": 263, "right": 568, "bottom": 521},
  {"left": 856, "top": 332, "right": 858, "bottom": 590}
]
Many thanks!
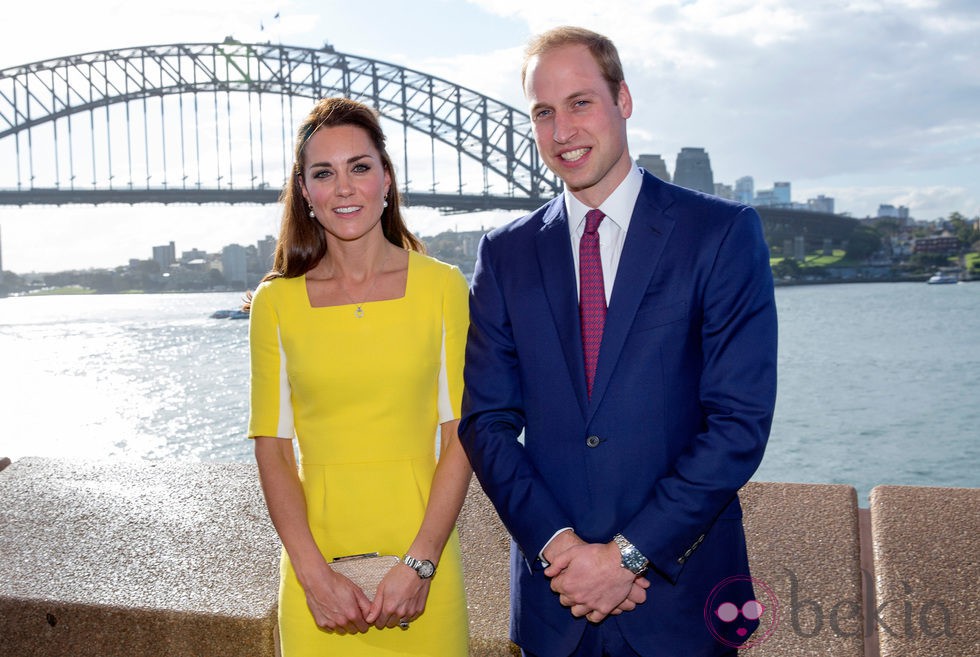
[
  {"left": 560, "top": 148, "right": 590, "bottom": 162},
  {"left": 334, "top": 206, "right": 361, "bottom": 214}
]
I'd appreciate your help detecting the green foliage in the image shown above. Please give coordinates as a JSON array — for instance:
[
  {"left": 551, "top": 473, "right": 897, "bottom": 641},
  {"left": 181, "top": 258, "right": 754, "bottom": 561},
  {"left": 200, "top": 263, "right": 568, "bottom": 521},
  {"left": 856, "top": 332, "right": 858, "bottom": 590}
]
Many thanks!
[
  {"left": 909, "top": 253, "right": 954, "bottom": 270},
  {"left": 843, "top": 225, "right": 882, "bottom": 261},
  {"left": 948, "top": 212, "right": 980, "bottom": 249},
  {"left": 772, "top": 258, "right": 802, "bottom": 279}
]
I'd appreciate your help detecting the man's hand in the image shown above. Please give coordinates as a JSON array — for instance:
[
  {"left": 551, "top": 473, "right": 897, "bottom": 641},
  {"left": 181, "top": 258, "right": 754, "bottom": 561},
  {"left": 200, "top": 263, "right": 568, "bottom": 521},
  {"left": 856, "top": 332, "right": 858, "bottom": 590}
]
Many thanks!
[
  {"left": 544, "top": 540, "right": 642, "bottom": 623},
  {"left": 609, "top": 576, "right": 650, "bottom": 616}
]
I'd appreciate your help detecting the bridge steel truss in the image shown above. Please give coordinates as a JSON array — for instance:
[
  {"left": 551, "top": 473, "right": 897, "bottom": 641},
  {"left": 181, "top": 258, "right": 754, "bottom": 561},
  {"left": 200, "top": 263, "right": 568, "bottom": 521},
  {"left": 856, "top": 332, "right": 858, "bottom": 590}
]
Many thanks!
[{"left": 0, "top": 40, "right": 561, "bottom": 210}]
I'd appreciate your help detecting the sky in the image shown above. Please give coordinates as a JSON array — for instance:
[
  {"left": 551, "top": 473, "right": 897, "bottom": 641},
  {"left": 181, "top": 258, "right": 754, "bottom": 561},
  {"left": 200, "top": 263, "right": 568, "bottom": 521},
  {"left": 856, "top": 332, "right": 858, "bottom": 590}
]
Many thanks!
[{"left": 0, "top": 0, "right": 977, "bottom": 273}]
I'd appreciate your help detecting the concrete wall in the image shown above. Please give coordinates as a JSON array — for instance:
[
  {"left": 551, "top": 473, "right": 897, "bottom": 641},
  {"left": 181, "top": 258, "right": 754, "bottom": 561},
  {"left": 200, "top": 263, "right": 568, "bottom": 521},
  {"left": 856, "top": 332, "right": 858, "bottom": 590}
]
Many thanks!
[{"left": 1, "top": 457, "right": 976, "bottom": 656}]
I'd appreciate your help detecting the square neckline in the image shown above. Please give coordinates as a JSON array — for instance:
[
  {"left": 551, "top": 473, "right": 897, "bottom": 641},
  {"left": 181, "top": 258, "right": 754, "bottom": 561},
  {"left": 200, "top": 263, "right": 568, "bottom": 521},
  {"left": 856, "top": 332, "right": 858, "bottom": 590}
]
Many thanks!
[{"left": 302, "top": 249, "right": 415, "bottom": 310}]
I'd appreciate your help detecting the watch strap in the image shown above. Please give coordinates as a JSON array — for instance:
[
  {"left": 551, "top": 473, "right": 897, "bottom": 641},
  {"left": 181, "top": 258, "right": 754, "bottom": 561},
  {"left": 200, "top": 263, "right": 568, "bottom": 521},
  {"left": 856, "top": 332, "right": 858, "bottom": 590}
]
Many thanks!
[
  {"left": 613, "top": 533, "right": 649, "bottom": 575},
  {"left": 402, "top": 554, "right": 436, "bottom": 579}
]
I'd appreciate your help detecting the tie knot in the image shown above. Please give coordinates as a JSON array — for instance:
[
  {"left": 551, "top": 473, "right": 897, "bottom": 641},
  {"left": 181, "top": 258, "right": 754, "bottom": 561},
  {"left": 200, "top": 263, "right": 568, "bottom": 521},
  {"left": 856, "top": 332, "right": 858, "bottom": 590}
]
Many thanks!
[{"left": 584, "top": 209, "right": 605, "bottom": 235}]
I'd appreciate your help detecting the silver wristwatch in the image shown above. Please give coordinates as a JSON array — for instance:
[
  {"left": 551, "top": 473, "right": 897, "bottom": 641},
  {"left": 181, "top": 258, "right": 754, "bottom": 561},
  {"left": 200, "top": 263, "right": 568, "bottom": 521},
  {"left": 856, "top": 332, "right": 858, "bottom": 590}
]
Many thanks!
[
  {"left": 613, "top": 533, "right": 649, "bottom": 575},
  {"left": 403, "top": 554, "right": 436, "bottom": 579}
]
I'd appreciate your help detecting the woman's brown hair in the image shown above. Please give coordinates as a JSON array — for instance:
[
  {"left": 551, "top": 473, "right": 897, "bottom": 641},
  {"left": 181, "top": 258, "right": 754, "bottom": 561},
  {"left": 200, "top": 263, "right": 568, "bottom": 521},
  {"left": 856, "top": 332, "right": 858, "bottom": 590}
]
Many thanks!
[{"left": 267, "top": 96, "right": 423, "bottom": 281}]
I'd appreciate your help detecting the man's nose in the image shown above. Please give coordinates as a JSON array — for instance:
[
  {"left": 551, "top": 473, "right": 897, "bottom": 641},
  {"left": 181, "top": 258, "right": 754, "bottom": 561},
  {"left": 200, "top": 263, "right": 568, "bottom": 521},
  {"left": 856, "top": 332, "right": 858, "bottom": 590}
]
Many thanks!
[{"left": 552, "top": 111, "right": 577, "bottom": 144}]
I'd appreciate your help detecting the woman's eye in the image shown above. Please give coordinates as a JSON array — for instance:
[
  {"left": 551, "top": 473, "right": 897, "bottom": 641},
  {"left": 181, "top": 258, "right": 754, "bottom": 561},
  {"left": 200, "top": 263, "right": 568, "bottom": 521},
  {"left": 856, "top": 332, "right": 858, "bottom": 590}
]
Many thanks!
[
  {"left": 313, "top": 169, "right": 332, "bottom": 179},
  {"left": 353, "top": 163, "right": 370, "bottom": 173}
]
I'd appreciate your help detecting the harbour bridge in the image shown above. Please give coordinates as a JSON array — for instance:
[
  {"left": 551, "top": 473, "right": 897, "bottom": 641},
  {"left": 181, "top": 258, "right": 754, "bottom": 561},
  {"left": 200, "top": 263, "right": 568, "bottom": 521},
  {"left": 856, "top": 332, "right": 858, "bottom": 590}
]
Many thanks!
[
  {"left": 0, "top": 38, "right": 561, "bottom": 211},
  {"left": 0, "top": 38, "right": 857, "bottom": 253}
]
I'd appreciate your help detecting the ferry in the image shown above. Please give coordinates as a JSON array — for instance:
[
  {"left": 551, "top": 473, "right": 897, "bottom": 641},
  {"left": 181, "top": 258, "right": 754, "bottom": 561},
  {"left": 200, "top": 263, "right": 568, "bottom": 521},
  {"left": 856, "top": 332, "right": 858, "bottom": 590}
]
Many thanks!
[{"left": 926, "top": 271, "right": 959, "bottom": 285}]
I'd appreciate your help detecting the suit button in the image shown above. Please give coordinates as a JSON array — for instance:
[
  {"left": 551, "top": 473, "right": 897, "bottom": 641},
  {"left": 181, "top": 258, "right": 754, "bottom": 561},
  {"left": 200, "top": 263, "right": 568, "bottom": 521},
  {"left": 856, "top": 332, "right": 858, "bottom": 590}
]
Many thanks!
[{"left": 586, "top": 435, "right": 601, "bottom": 448}]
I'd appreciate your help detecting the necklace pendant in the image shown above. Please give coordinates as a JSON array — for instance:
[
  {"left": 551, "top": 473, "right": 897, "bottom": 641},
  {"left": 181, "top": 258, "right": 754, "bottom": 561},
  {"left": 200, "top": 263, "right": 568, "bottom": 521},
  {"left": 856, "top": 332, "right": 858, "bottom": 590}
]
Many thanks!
[{"left": 354, "top": 305, "right": 364, "bottom": 318}]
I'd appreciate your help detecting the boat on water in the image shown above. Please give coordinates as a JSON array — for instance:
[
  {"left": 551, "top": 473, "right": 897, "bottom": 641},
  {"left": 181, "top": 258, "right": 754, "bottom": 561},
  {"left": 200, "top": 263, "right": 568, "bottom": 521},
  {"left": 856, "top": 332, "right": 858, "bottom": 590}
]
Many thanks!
[
  {"left": 210, "top": 309, "right": 250, "bottom": 319},
  {"left": 927, "top": 271, "right": 959, "bottom": 285}
]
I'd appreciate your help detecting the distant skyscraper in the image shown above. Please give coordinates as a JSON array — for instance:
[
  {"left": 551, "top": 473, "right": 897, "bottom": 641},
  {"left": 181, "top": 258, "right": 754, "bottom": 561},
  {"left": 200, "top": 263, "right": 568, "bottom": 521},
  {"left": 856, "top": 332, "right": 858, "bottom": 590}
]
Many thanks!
[
  {"left": 807, "top": 195, "right": 835, "bottom": 214},
  {"left": 713, "top": 183, "right": 734, "bottom": 200},
  {"left": 878, "top": 204, "right": 910, "bottom": 221},
  {"left": 673, "top": 147, "right": 714, "bottom": 194},
  {"left": 773, "top": 182, "right": 791, "bottom": 206},
  {"left": 734, "top": 176, "right": 754, "bottom": 205},
  {"left": 753, "top": 190, "right": 777, "bottom": 207},
  {"left": 257, "top": 235, "right": 276, "bottom": 273},
  {"left": 152, "top": 241, "right": 176, "bottom": 270},
  {"left": 222, "top": 244, "right": 248, "bottom": 287},
  {"left": 636, "top": 154, "right": 671, "bottom": 182}
]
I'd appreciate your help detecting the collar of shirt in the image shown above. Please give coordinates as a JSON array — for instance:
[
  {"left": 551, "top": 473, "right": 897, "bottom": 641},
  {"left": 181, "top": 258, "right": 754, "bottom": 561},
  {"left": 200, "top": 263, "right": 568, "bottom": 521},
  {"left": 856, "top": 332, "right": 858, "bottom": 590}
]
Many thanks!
[
  {"left": 564, "top": 164, "right": 643, "bottom": 242},
  {"left": 564, "top": 164, "right": 644, "bottom": 301}
]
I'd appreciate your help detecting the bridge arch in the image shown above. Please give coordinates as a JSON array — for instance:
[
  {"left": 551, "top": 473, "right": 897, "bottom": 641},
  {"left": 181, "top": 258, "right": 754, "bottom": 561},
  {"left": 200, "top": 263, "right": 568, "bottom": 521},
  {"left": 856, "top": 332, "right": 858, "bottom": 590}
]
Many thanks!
[{"left": 0, "top": 39, "right": 561, "bottom": 210}]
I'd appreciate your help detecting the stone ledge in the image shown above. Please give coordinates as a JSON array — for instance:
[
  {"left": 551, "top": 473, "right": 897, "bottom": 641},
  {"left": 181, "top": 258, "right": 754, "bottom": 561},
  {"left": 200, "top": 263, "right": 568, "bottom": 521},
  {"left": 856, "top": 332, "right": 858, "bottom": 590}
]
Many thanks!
[
  {"left": 740, "top": 481, "right": 865, "bottom": 656},
  {"left": 870, "top": 485, "right": 979, "bottom": 657},
  {"left": 0, "top": 458, "right": 280, "bottom": 657},
  {"left": 3, "top": 458, "right": 976, "bottom": 657}
]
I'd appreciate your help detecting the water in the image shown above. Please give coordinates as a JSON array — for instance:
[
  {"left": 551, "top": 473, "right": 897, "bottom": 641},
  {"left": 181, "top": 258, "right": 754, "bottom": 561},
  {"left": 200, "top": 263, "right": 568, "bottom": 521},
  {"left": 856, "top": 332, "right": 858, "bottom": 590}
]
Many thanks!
[{"left": 1, "top": 283, "right": 978, "bottom": 504}]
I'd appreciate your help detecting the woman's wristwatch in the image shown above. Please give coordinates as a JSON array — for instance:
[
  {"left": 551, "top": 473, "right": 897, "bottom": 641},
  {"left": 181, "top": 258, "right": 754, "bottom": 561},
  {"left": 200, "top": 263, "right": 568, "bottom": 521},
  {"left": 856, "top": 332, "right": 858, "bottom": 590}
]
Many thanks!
[
  {"left": 613, "top": 533, "right": 650, "bottom": 575},
  {"left": 403, "top": 554, "right": 436, "bottom": 579}
]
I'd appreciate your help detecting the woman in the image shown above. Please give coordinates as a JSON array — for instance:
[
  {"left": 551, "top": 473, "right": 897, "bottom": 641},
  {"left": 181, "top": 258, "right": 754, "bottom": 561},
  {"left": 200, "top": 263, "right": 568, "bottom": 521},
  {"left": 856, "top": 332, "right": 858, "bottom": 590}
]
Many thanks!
[{"left": 248, "top": 97, "right": 471, "bottom": 656}]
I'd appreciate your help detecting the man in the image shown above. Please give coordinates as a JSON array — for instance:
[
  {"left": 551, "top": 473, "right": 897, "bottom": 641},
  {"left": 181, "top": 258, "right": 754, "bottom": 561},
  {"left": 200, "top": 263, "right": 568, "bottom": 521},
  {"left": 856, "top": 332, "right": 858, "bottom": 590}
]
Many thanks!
[{"left": 459, "top": 26, "right": 777, "bottom": 657}]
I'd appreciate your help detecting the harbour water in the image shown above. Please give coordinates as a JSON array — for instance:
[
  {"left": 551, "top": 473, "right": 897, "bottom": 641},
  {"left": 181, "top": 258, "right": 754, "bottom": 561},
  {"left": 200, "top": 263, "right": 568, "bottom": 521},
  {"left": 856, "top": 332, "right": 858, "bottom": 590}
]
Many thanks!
[{"left": 1, "top": 282, "right": 977, "bottom": 504}]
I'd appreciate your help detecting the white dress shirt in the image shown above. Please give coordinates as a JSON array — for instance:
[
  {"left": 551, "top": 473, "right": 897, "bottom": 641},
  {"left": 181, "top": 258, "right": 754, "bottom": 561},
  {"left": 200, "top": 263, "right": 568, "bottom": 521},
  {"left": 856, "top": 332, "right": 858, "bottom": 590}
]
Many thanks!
[{"left": 565, "top": 164, "right": 644, "bottom": 304}]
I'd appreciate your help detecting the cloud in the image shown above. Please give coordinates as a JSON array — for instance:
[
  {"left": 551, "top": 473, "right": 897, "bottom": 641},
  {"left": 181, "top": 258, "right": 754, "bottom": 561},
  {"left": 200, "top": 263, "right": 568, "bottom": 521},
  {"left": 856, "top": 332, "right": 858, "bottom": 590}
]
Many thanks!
[{"left": 461, "top": 0, "right": 980, "bottom": 218}]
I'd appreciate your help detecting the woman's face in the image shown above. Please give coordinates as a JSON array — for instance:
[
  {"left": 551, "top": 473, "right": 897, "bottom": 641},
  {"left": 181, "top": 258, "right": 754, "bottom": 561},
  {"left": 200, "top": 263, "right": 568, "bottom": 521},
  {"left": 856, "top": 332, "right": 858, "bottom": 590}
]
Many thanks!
[{"left": 299, "top": 123, "right": 391, "bottom": 244}]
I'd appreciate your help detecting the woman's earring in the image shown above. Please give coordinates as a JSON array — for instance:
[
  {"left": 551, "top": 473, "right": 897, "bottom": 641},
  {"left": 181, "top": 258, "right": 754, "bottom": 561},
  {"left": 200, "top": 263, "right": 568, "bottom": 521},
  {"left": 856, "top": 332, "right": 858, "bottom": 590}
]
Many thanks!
[
  {"left": 383, "top": 199, "right": 388, "bottom": 209},
  {"left": 308, "top": 206, "right": 315, "bottom": 218}
]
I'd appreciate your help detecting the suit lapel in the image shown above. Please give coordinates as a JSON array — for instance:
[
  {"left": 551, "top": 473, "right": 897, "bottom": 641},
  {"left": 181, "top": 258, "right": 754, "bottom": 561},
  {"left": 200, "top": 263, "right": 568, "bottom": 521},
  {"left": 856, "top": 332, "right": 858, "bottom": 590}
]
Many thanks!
[
  {"left": 535, "top": 202, "right": 589, "bottom": 416},
  {"left": 587, "top": 182, "right": 675, "bottom": 417}
]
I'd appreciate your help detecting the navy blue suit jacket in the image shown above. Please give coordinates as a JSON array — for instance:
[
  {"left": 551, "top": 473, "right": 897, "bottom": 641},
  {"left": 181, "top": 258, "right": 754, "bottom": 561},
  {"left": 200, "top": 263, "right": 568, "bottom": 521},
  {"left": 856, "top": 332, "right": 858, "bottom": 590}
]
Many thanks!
[{"left": 459, "top": 171, "right": 777, "bottom": 656}]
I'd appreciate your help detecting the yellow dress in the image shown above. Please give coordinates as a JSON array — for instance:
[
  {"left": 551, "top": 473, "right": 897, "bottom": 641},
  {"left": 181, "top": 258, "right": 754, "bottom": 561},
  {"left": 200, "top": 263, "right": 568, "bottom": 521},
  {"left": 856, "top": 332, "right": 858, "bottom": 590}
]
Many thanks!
[{"left": 248, "top": 251, "right": 470, "bottom": 656}]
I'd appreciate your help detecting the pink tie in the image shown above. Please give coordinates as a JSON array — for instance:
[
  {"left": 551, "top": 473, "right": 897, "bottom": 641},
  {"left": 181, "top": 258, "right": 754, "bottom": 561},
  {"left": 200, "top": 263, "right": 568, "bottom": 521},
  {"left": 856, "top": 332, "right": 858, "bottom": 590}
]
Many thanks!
[{"left": 579, "top": 209, "right": 606, "bottom": 398}]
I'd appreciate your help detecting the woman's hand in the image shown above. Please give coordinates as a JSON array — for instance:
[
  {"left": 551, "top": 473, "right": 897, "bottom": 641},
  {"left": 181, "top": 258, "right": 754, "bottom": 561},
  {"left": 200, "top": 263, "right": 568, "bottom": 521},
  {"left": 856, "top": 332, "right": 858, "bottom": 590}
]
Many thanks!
[
  {"left": 365, "top": 563, "right": 431, "bottom": 630},
  {"left": 302, "top": 565, "right": 373, "bottom": 634}
]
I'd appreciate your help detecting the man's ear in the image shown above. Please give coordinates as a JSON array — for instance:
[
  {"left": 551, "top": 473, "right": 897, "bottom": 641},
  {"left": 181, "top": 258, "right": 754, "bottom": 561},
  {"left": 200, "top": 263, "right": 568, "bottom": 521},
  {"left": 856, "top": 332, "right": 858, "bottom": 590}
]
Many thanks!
[{"left": 617, "top": 81, "right": 633, "bottom": 120}]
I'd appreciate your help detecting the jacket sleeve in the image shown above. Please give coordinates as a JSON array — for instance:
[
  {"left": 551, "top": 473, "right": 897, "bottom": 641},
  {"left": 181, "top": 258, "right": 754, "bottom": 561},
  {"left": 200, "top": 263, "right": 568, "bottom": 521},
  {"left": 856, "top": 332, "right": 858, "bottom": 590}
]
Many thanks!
[
  {"left": 626, "top": 206, "right": 777, "bottom": 583},
  {"left": 459, "top": 234, "right": 574, "bottom": 566}
]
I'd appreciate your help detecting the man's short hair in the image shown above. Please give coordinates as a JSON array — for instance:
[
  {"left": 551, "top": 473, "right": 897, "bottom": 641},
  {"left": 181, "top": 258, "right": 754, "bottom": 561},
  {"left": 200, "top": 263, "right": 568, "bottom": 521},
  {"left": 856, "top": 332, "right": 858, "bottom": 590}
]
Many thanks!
[{"left": 521, "top": 26, "right": 625, "bottom": 103}]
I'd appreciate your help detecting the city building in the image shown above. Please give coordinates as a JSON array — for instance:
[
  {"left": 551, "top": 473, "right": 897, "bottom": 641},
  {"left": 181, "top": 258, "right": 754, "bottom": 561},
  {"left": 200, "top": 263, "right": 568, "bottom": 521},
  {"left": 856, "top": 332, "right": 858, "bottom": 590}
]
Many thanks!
[
  {"left": 221, "top": 244, "right": 248, "bottom": 287},
  {"left": 673, "top": 147, "right": 714, "bottom": 194},
  {"left": 773, "top": 182, "right": 791, "bottom": 206},
  {"left": 256, "top": 235, "right": 276, "bottom": 273},
  {"left": 713, "top": 183, "right": 734, "bottom": 200},
  {"left": 734, "top": 176, "right": 754, "bottom": 206},
  {"left": 807, "top": 195, "right": 835, "bottom": 214},
  {"left": 636, "top": 154, "right": 671, "bottom": 182},
  {"left": 180, "top": 248, "right": 208, "bottom": 264},
  {"left": 877, "top": 204, "right": 910, "bottom": 222},
  {"left": 152, "top": 241, "right": 176, "bottom": 270},
  {"left": 753, "top": 190, "right": 778, "bottom": 207},
  {"left": 753, "top": 182, "right": 792, "bottom": 208},
  {"left": 913, "top": 234, "right": 959, "bottom": 256}
]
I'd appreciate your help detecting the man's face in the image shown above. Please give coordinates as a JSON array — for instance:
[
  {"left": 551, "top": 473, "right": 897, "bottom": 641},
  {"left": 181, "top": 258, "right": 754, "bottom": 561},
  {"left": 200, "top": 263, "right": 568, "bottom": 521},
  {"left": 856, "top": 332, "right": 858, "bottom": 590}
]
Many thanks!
[{"left": 524, "top": 44, "right": 633, "bottom": 208}]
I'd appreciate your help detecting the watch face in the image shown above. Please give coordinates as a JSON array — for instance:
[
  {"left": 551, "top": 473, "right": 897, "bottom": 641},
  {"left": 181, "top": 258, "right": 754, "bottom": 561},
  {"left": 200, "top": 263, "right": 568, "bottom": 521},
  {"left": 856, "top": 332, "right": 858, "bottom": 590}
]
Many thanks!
[{"left": 417, "top": 560, "right": 435, "bottom": 579}]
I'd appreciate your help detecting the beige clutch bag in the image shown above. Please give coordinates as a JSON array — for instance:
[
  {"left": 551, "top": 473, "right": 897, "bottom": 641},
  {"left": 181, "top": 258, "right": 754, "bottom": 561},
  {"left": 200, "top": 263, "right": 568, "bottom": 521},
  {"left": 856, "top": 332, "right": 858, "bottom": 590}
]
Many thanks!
[{"left": 329, "top": 553, "right": 401, "bottom": 600}]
